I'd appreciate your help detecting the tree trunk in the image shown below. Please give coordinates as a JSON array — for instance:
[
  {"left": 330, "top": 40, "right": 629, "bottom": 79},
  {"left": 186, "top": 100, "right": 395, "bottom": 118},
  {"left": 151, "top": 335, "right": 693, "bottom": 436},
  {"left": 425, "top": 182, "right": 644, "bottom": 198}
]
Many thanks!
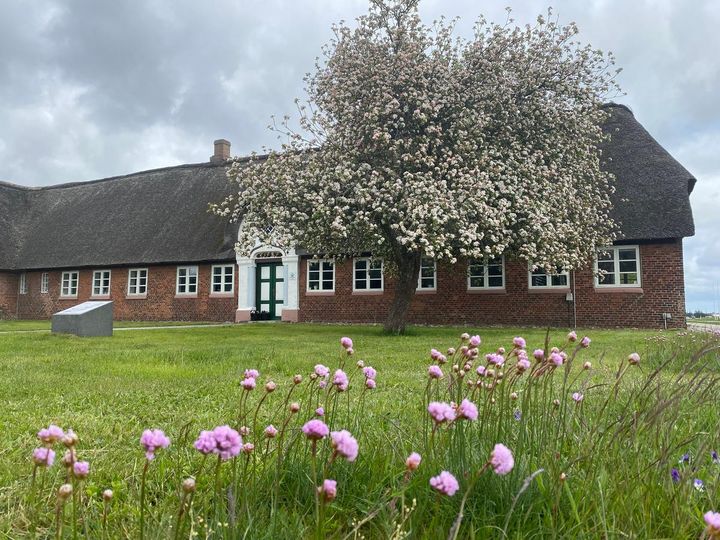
[{"left": 383, "top": 252, "right": 421, "bottom": 335}]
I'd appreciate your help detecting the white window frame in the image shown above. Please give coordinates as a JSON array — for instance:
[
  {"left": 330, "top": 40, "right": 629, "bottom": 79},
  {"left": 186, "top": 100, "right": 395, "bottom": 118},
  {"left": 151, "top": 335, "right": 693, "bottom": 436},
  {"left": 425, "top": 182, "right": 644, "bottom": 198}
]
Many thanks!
[
  {"left": 40, "top": 272, "right": 49, "bottom": 294},
  {"left": 211, "top": 264, "right": 235, "bottom": 295},
  {"left": 92, "top": 270, "right": 112, "bottom": 297},
  {"left": 417, "top": 257, "right": 437, "bottom": 291},
  {"left": 467, "top": 256, "right": 505, "bottom": 290},
  {"left": 353, "top": 257, "right": 384, "bottom": 292},
  {"left": 594, "top": 245, "right": 641, "bottom": 288},
  {"left": 19, "top": 273, "right": 28, "bottom": 294},
  {"left": 60, "top": 271, "right": 79, "bottom": 298},
  {"left": 127, "top": 268, "right": 148, "bottom": 296},
  {"left": 307, "top": 259, "right": 335, "bottom": 292},
  {"left": 528, "top": 265, "right": 570, "bottom": 289},
  {"left": 176, "top": 265, "right": 199, "bottom": 295}
]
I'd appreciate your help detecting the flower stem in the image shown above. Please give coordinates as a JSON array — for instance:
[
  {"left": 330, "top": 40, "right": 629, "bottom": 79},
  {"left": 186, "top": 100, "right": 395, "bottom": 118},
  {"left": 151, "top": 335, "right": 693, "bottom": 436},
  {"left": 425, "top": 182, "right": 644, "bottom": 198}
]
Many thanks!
[{"left": 139, "top": 459, "right": 149, "bottom": 540}]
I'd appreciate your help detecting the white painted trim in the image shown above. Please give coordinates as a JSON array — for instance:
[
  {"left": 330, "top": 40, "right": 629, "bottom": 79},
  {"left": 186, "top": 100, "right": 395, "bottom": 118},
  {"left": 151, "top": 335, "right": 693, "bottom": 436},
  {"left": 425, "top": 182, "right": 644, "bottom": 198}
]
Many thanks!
[
  {"left": 417, "top": 258, "right": 437, "bottom": 291},
  {"left": 528, "top": 264, "right": 570, "bottom": 289},
  {"left": 127, "top": 268, "right": 149, "bottom": 296},
  {"left": 176, "top": 265, "right": 199, "bottom": 295},
  {"left": 92, "top": 269, "right": 112, "bottom": 297},
  {"left": 60, "top": 270, "right": 79, "bottom": 298},
  {"left": 467, "top": 256, "right": 505, "bottom": 290},
  {"left": 210, "top": 264, "right": 235, "bottom": 295},
  {"left": 307, "top": 259, "right": 335, "bottom": 293},
  {"left": 594, "top": 245, "right": 642, "bottom": 288},
  {"left": 352, "top": 257, "right": 384, "bottom": 292}
]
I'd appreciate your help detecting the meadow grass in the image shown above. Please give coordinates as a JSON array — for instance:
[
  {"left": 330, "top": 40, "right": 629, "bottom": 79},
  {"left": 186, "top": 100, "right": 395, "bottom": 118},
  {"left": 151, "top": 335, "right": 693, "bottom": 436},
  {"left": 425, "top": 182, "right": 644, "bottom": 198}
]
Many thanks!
[{"left": 0, "top": 323, "right": 718, "bottom": 538}]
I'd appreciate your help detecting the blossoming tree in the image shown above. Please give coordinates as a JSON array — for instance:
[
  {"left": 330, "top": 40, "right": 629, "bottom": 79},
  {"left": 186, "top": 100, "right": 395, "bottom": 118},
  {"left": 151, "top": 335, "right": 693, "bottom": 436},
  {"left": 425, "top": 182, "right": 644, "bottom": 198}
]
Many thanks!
[{"left": 215, "top": 0, "right": 620, "bottom": 333}]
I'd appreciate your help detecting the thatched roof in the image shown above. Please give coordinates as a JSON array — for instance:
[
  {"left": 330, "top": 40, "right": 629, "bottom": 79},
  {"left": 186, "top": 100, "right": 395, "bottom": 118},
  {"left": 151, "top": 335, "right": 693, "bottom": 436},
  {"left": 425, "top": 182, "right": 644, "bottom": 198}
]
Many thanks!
[{"left": 0, "top": 104, "right": 695, "bottom": 271}]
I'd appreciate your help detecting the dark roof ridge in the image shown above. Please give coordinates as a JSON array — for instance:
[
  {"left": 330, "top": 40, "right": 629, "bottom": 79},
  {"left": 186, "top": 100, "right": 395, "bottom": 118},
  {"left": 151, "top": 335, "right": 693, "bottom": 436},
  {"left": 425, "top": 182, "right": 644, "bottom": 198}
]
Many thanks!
[{"left": 601, "top": 102, "right": 633, "bottom": 114}]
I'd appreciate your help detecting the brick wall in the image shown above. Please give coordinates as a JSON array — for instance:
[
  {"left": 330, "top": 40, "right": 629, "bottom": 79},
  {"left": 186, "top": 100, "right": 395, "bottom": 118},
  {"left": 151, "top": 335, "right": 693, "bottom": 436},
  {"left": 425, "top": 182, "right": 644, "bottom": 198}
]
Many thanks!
[
  {"left": 298, "top": 240, "right": 687, "bottom": 329},
  {"left": 0, "top": 272, "right": 18, "bottom": 319},
  {"left": 14, "top": 263, "right": 237, "bottom": 322}
]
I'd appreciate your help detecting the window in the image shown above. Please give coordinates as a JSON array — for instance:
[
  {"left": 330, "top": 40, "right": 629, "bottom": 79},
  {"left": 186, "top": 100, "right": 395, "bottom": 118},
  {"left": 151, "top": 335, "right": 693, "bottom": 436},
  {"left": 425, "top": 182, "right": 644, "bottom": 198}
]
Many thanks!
[
  {"left": 417, "top": 258, "right": 436, "bottom": 290},
  {"left": 529, "top": 265, "right": 569, "bottom": 288},
  {"left": 468, "top": 257, "right": 505, "bottom": 289},
  {"left": 19, "top": 273, "right": 28, "bottom": 294},
  {"left": 211, "top": 265, "right": 234, "bottom": 294},
  {"left": 595, "top": 246, "right": 641, "bottom": 287},
  {"left": 353, "top": 258, "right": 383, "bottom": 291},
  {"left": 307, "top": 259, "right": 335, "bottom": 292},
  {"left": 61, "top": 271, "right": 79, "bottom": 297},
  {"left": 41, "top": 273, "right": 49, "bottom": 294},
  {"left": 92, "top": 270, "right": 111, "bottom": 296},
  {"left": 176, "top": 266, "right": 198, "bottom": 295},
  {"left": 128, "top": 268, "right": 148, "bottom": 296}
]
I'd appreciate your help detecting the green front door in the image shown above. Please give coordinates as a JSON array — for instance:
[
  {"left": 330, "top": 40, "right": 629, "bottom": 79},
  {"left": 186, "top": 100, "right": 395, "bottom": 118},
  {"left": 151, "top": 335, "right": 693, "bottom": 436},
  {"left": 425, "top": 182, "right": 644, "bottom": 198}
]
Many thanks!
[{"left": 256, "top": 263, "right": 284, "bottom": 320}]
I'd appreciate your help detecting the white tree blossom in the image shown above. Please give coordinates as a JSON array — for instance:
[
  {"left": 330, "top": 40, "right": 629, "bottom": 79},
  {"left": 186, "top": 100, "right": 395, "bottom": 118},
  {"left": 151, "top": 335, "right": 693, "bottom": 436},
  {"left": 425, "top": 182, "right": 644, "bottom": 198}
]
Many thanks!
[{"left": 214, "top": 0, "right": 620, "bottom": 333}]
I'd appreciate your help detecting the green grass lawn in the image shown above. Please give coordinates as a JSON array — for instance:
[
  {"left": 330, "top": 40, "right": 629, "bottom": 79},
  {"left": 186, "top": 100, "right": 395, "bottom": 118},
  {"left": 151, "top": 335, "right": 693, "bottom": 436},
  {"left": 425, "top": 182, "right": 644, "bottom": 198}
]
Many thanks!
[{"left": 1, "top": 323, "right": 718, "bottom": 538}]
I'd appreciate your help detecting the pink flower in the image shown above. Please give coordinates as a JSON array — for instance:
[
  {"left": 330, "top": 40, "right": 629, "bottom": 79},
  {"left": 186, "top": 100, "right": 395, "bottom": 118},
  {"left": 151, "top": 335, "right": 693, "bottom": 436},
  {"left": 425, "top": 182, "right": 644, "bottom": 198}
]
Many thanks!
[
  {"left": 469, "top": 335, "right": 481, "bottom": 347},
  {"left": 240, "top": 377, "right": 256, "bottom": 390},
  {"left": 211, "top": 425, "right": 242, "bottom": 461},
  {"left": 488, "top": 353, "right": 505, "bottom": 366},
  {"left": 513, "top": 336, "right": 526, "bottom": 349},
  {"left": 333, "top": 369, "right": 349, "bottom": 391},
  {"left": 330, "top": 430, "right": 359, "bottom": 461},
  {"left": 244, "top": 369, "right": 259, "bottom": 379},
  {"left": 265, "top": 381, "right": 277, "bottom": 393},
  {"left": 314, "top": 364, "right": 330, "bottom": 378},
  {"left": 549, "top": 352, "right": 564, "bottom": 366},
  {"left": 32, "top": 447, "right": 55, "bottom": 467},
  {"left": 242, "top": 443, "right": 254, "bottom": 454},
  {"left": 302, "top": 420, "right": 329, "bottom": 440},
  {"left": 430, "top": 471, "right": 459, "bottom": 496},
  {"left": 428, "top": 402, "right": 455, "bottom": 424},
  {"left": 428, "top": 365, "right": 443, "bottom": 379},
  {"left": 239, "top": 426, "right": 250, "bottom": 437},
  {"left": 73, "top": 461, "right": 90, "bottom": 479},
  {"left": 567, "top": 331, "right": 577, "bottom": 342},
  {"left": 628, "top": 353, "right": 640, "bottom": 365},
  {"left": 365, "top": 379, "right": 376, "bottom": 389},
  {"left": 315, "top": 407, "right": 325, "bottom": 417},
  {"left": 38, "top": 425, "right": 64, "bottom": 444},
  {"left": 140, "top": 429, "right": 170, "bottom": 461},
  {"left": 340, "top": 337, "right": 353, "bottom": 350},
  {"left": 320, "top": 479, "right": 337, "bottom": 502},
  {"left": 533, "top": 349, "right": 545, "bottom": 360},
  {"left": 705, "top": 511, "right": 720, "bottom": 535},
  {"left": 318, "top": 380, "right": 327, "bottom": 389},
  {"left": 430, "top": 348, "right": 442, "bottom": 361},
  {"left": 489, "top": 443, "right": 514, "bottom": 475},
  {"left": 456, "top": 399, "right": 478, "bottom": 421},
  {"left": 363, "top": 366, "right": 376, "bottom": 380},
  {"left": 447, "top": 347, "right": 456, "bottom": 356},
  {"left": 580, "top": 336, "right": 591, "bottom": 348},
  {"left": 406, "top": 452, "right": 421, "bottom": 471},
  {"left": 517, "top": 358, "right": 531, "bottom": 372},
  {"left": 572, "top": 392, "right": 584, "bottom": 403},
  {"left": 194, "top": 430, "right": 216, "bottom": 455},
  {"left": 264, "top": 425, "right": 278, "bottom": 438},
  {"left": 476, "top": 365, "right": 486, "bottom": 376}
]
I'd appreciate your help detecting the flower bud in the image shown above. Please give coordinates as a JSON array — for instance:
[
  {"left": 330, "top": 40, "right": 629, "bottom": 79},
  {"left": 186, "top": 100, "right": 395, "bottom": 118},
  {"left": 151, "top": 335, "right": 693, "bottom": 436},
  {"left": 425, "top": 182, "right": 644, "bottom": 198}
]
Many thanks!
[
  {"left": 102, "top": 489, "right": 113, "bottom": 502},
  {"left": 62, "top": 430, "right": 79, "bottom": 448},
  {"left": 265, "top": 381, "right": 276, "bottom": 393},
  {"left": 628, "top": 353, "right": 640, "bottom": 365},
  {"left": 58, "top": 484, "right": 73, "bottom": 501},
  {"left": 293, "top": 374, "right": 303, "bottom": 384},
  {"left": 346, "top": 348, "right": 354, "bottom": 356},
  {"left": 356, "top": 360, "right": 365, "bottom": 368},
  {"left": 460, "top": 333, "right": 470, "bottom": 341},
  {"left": 553, "top": 399, "right": 560, "bottom": 408},
  {"left": 242, "top": 443, "right": 255, "bottom": 454},
  {"left": 447, "top": 347, "right": 456, "bottom": 355},
  {"left": 182, "top": 478, "right": 196, "bottom": 493},
  {"left": 239, "top": 426, "right": 250, "bottom": 437},
  {"left": 310, "top": 373, "right": 318, "bottom": 381},
  {"left": 583, "top": 361, "right": 592, "bottom": 370},
  {"left": 560, "top": 472, "right": 567, "bottom": 482},
  {"left": 510, "top": 392, "right": 518, "bottom": 400},
  {"left": 290, "top": 402, "right": 300, "bottom": 413},
  {"left": 62, "top": 450, "right": 74, "bottom": 467}
]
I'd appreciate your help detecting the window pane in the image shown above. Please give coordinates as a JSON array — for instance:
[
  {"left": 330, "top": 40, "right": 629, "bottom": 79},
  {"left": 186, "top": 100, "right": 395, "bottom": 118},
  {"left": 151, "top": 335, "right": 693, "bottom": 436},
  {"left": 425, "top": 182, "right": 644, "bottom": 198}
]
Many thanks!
[
  {"left": 322, "top": 279, "right": 333, "bottom": 290},
  {"left": 618, "top": 248, "right": 637, "bottom": 260},
  {"left": 620, "top": 273, "right": 638, "bottom": 285},
  {"left": 488, "top": 264, "right": 502, "bottom": 277},
  {"left": 551, "top": 275, "right": 568, "bottom": 287},
  {"left": 322, "top": 269, "right": 333, "bottom": 281},
  {"left": 355, "top": 278, "right": 366, "bottom": 289},
  {"left": 488, "top": 276, "right": 503, "bottom": 287},
  {"left": 598, "top": 261, "right": 614, "bottom": 274},
  {"left": 369, "top": 268, "right": 381, "bottom": 280},
  {"left": 369, "top": 278, "right": 382, "bottom": 289},
  {"left": 469, "top": 276, "right": 484, "bottom": 288},
  {"left": 598, "top": 272, "right": 615, "bottom": 285},
  {"left": 619, "top": 261, "right": 637, "bottom": 273},
  {"left": 421, "top": 277, "right": 435, "bottom": 288},
  {"left": 531, "top": 275, "right": 547, "bottom": 287},
  {"left": 309, "top": 261, "right": 320, "bottom": 273},
  {"left": 597, "top": 250, "right": 614, "bottom": 262},
  {"left": 355, "top": 260, "right": 367, "bottom": 271}
]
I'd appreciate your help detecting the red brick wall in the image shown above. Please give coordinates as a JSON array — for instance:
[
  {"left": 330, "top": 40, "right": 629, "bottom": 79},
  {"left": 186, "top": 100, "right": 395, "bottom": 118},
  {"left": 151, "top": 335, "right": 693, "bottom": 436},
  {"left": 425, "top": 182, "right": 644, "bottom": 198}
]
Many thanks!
[
  {"left": 0, "top": 272, "right": 18, "bottom": 319},
  {"left": 298, "top": 240, "right": 687, "bottom": 329},
  {"left": 14, "top": 263, "right": 237, "bottom": 322}
]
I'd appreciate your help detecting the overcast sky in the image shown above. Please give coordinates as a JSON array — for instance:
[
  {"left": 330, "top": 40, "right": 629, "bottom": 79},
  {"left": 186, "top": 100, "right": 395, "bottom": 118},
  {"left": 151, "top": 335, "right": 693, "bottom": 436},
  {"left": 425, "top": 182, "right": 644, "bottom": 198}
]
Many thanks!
[{"left": 1, "top": 0, "right": 718, "bottom": 311}]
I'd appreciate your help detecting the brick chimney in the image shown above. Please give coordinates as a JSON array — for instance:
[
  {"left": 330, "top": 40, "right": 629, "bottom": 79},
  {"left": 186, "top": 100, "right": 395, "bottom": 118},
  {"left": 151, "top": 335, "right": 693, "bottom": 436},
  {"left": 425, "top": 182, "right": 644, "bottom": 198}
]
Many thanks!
[{"left": 210, "top": 139, "right": 231, "bottom": 163}]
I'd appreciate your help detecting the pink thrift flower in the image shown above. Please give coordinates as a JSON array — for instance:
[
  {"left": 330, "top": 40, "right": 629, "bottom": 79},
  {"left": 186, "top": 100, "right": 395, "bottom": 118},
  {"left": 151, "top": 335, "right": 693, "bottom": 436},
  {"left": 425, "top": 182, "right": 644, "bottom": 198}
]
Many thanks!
[
  {"left": 194, "top": 430, "right": 217, "bottom": 455},
  {"left": 456, "top": 399, "right": 478, "bottom": 421},
  {"left": 32, "top": 447, "right": 55, "bottom": 467},
  {"left": 211, "top": 425, "right": 242, "bottom": 461},
  {"left": 38, "top": 425, "right": 64, "bottom": 444},
  {"left": 476, "top": 365, "right": 486, "bottom": 376},
  {"left": 447, "top": 347, "right": 456, "bottom": 356},
  {"left": 140, "top": 429, "right": 170, "bottom": 461},
  {"left": 240, "top": 377, "right": 256, "bottom": 390},
  {"left": 469, "top": 335, "right": 481, "bottom": 347},
  {"left": 333, "top": 369, "right": 349, "bottom": 391},
  {"left": 572, "top": 392, "right": 584, "bottom": 403},
  {"left": 567, "top": 331, "right": 577, "bottom": 342},
  {"left": 365, "top": 379, "right": 376, "bottom": 390},
  {"left": 517, "top": 358, "right": 531, "bottom": 372},
  {"left": 320, "top": 479, "right": 337, "bottom": 501},
  {"left": 489, "top": 443, "right": 514, "bottom": 475},
  {"left": 244, "top": 369, "right": 259, "bottom": 379},
  {"left": 513, "top": 336, "right": 526, "bottom": 349},
  {"left": 239, "top": 426, "right": 250, "bottom": 437},
  {"left": 549, "top": 352, "right": 564, "bottom": 366},
  {"left": 428, "top": 402, "right": 455, "bottom": 424},
  {"left": 428, "top": 365, "right": 443, "bottom": 379},
  {"left": 302, "top": 420, "right": 329, "bottom": 440},
  {"left": 318, "top": 380, "right": 327, "bottom": 389},
  {"left": 533, "top": 349, "right": 545, "bottom": 360},
  {"left": 488, "top": 353, "right": 505, "bottom": 366},
  {"left": 340, "top": 337, "right": 353, "bottom": 350},
  {"left": 705, "top": 511, "right": 720, "bottom": 535},
  {"left": 264, "top": 425, "right": 278, "bottom": 438},
  {"left": 330, "top": 430, "right": 359, "bottom": 461},
  {"left": 314, "top": 364, "right": 330, "bottom": 378},
  {"left": 430, "top": 348, "right": 442, "bottom": 361},
  {"left": 628, "top": 353, "right": 640, "bottom": 365},
  {"left": 363, "top": 366, "right": 377, "bottom": 380},
  {"left": 430, "top": 471, "right": 459, "bottom": 496},
  {"left": 315, "top": 407, "right": 325, "bottom": 417},
  {"left": 73, "top": 461, "right": 90, "bottom": 479},
  {"left": 242, "top": 443, "right": 254, "bottom": 454},
  {"left": 580, "top": 336, "right": 591, "bottom": 348},
  {"left": 406, "top": 452, "right": 421, "bottom": 471}
]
